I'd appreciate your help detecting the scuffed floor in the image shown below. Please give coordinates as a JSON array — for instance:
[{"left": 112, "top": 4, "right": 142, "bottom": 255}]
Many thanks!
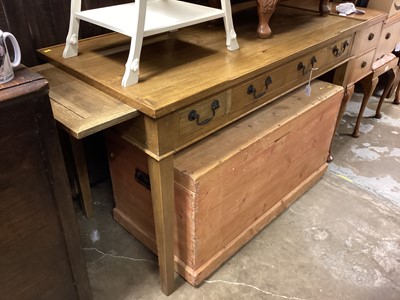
[{"left": 77, "top": 89, "right": 400, "bottom": 300}]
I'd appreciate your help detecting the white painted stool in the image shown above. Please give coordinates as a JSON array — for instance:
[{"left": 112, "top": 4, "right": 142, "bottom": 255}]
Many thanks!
[{"left": 63, "top": 0, "right": 239, "bottom": 87}]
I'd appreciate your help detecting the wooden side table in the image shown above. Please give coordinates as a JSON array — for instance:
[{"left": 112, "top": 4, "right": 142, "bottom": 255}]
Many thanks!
[{"left": 337, "top": 11, "right": 400, "bottom": 138}]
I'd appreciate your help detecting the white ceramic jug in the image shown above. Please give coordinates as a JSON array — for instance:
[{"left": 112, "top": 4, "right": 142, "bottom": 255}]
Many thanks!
[{"left": 0, "top": 30, "right": 21, "bottom": 84}]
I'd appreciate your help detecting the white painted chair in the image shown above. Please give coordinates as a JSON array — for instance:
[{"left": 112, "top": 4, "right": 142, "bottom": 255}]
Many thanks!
[{"left": 63, "top": 0, "right": 239, "bottom": 87}]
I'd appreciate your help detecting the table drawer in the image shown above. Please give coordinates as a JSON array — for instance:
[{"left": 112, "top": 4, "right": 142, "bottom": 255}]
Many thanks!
[
  {"left": 348, "top": 50, "right": 375, "bottom": 83},
  {"left": 229, "top": 66, "right": 285, "bottom": 113},
  {"left": 230, "top": 36, "right": 352, "bottom": 112},
  {"left": 353, "top": 21, "right": 382, "bottom": 54},
  {"left": 374, "top": 20, "right": 400, "bottom": 61},
  {"left": 178, "top": 92, "right": 228, "bottom": 137}
]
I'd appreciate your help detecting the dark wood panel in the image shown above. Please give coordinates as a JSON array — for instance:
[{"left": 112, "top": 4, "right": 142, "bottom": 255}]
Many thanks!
[{"left": 0, "top": 66, "right": 91, "bottom": 299}]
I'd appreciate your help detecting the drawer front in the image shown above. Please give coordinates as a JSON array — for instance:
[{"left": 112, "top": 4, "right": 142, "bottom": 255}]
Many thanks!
[
  {"left": 353, "top": 21, "right": 383, "bottom": 55},
  {"left": 230, "top": 36, "right": 352, "bottom": 112},
  {"left": 229, "top": 66, "right": 286, "bottom": 113},
  {"left": 374, "top": 21, "right": 400, "bottom": 61},
  {"left": 179, "top": 92, "right": 228, "bottom": 136},
  {"left": 284, "top": 47, "right": 327, "bottom": 86},
  {"left": 348, "top": 50, "right": 375, "bottom": 84}
]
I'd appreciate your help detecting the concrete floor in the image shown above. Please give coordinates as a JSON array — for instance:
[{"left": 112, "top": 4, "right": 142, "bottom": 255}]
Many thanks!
[{"left": 76, "top": 89, "right": 400, "bottom": 300}]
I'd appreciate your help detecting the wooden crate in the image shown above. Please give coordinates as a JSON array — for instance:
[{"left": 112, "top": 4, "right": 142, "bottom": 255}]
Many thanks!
[{"left": 106, "top": 80, "right": 343, "bottom": 286}]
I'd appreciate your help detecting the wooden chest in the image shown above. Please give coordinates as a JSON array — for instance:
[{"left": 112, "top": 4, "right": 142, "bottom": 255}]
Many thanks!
[
  {"left": 0, "top": 66, "right": 91, "bottom": 299},
  {"left": 106, "top": 80, "right": 343, "bottom": 286}
]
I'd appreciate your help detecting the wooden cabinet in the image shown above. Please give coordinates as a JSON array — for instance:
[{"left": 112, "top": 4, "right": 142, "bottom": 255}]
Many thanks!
[{"left": 0, "top": 66, "right": 91, "bottom": 299}]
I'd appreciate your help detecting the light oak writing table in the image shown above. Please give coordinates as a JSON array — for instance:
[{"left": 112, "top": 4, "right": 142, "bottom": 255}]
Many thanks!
[{"left": 38, "top": 6, "right": 367, "bottom": 295}]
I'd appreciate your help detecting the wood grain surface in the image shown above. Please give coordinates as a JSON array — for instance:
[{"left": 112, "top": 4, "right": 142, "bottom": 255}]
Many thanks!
[
  {"left": 38, "top": 6, "right": 365, "bottom": 117},
  {"left": 31, "top": 63, "right": 139, "bottom": 139}
]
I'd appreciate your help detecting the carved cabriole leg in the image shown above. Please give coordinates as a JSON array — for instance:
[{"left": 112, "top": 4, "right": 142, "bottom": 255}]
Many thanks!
[
  {"left": 63, "top": 0, "right": 81, "bottom": 58},
  {"left": 327, "top": 84, "right": 355, "bottom": 162},
  {"left": 352, "top": 75, "right": 379, "bottom": 138},
  {"left": 256, "top": 0, "right": 279, "bottom": 39},
  {"left": 375, "top": 67, "right": 397, "bottom": 119}
]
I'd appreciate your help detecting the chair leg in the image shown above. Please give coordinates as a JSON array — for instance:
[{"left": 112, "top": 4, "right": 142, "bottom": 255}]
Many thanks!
[
  {"left": 121, "top": 0, "right": 147, "bottom": 87},
  {"left": 220, "top": 0, "right": 239, "bottom": 51},
  {"left": 375, "top": 67, "right": 397, "bottom": 119},
  {"left": 352, "top": 75, "right": 378, "bottom": 138},
  {"left": 63, "top": 0, "right": 81, "bottom": 58}
]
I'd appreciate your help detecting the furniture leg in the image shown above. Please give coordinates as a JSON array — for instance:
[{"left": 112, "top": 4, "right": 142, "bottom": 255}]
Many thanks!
[
  {"left": 319, "top": 0, "right": 330, "bottom": 16},
  {"left": 57, "top": 128, "right": 79, "bottom": 199},
  {"left": 352, "top": 75, "right": 379, "bottom": 138},
  {"left": 256, "top": 0, "right": 279, "bottom": 38},
  {"left": 63, "top": 0, "right": 81, "bottom": 58},
  {"left": 327, "top": 84, "right": 354, "bottom": 162},
  {"left": 147, "top": 155, "right": 175, "bottom": 295},
  {"left": 394, "top": 83, "right": 400, "bottom": 104},
  {"left": 375, "top": 67, "right": 397, "bottom": 118},
  {"left": 386, "top": 67, "right": 400, "bottom": 99},
  {"left": 220, "top": 0, "right": 239, "bottom": 51},
  {"left": 122, "top": 0, "right": 147, "bottom": 87},
  {"left": 70, "top": 136, "right": 93, "bottom": 218},
  {"left": 393, "top": 68, "right": 400, "bottom": 104}
]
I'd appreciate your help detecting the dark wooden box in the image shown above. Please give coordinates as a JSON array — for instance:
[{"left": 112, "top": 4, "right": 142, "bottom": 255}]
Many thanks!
[
  {"left": 0, "top": 66, "right": 91, "bottom": 299},
  {"left": 106, "top": 80, "right": 343, "bottom": 286}
]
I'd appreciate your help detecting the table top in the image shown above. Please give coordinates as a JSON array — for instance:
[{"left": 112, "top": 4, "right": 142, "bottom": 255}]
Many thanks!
[
  {"left": 31, "top": 63, "right": 139, "bottom": 139},
  {"left": 38, "top": 6, "right": 366, "bottom": 118},
  {"left": 0, "top": 66, "right": 47, "bottom": 103}
]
